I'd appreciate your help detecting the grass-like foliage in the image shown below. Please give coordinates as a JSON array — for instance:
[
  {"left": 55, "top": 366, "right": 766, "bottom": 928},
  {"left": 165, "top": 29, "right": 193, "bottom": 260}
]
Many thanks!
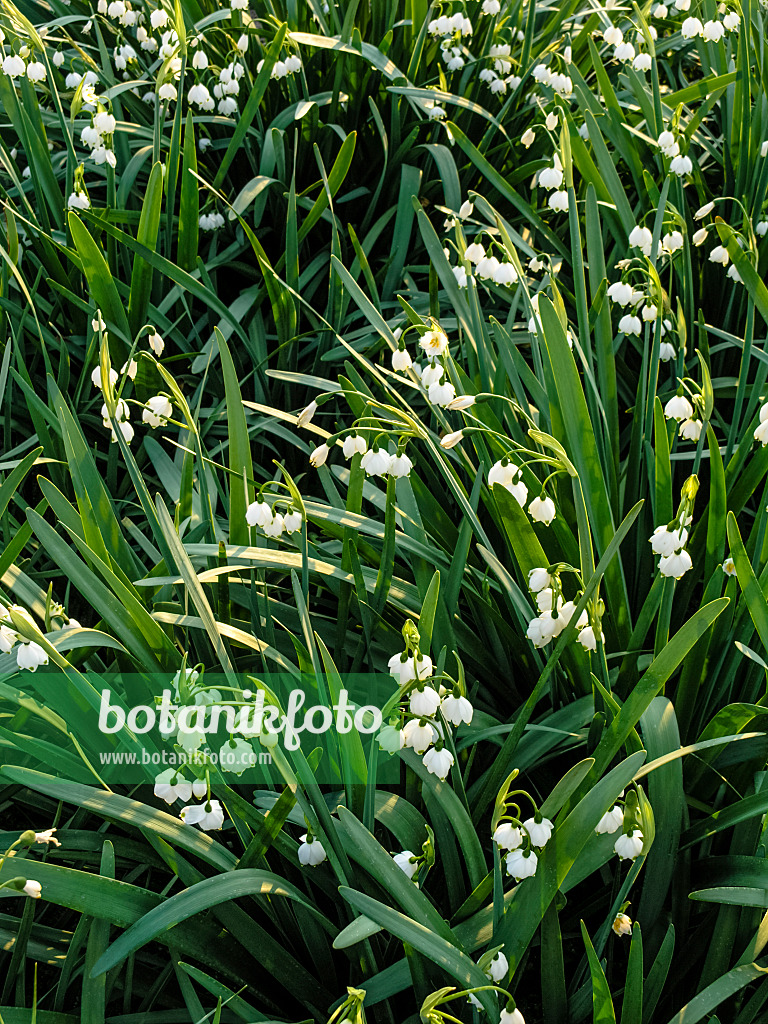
[{"left": 2, "top": 0, "right": 768, "bottom": 1021}]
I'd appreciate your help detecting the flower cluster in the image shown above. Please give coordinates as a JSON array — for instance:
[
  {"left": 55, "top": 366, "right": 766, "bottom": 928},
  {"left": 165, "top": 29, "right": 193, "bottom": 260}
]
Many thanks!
[
  {"left": 525, "top": 566, "right": 603, "bottom": 651},
  {"left": 492, "top": 773, "right": 554, "bottom": 881},
  {"left": 595, "top": 794, "right": 646, "bottom": 861},
  {"left": 381, "top": 622, "right": 473, "bottom": 781},
  {"left": 648, "top": 475, "right": 698, "bottom": 580},
  {"left": 607, "top": 270, "right": 676, "bottom": 359},
  {"left": 245, "top": 497, "right": 303, "bottom": 540},
  {"left": 0, "top": 828, "right": 63, "bottom": 906}
]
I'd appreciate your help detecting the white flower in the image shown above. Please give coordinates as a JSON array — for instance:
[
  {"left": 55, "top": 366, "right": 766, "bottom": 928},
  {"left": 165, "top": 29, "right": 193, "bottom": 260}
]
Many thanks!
[
  {"left": 607, "top": 282, "right": 635, "bottom": 306},
  {"left": 491, "top": 263, "right": 516, "bottom": 286},
  {"left": 641, "top": 304, "right": 657, "bottom": 323},
  {"left": 756, "top": 221, "right": 768, "bottom": 237},
  {"left": 595, "top": 805, "right": 624, "bottom": 834},
  {"left": 528, "top": 568, "right": 551, "bottom": 592},
  {"left": 459, "top": 199, "right": 473, "bottom": 219},
  {"left": 389, "top": 453, "right": 413, "bottom": 478},
  {"left": 441, "top": 693, "right": 473, "bottom": 726},
  {"left": 26, "top": 61, "right": 46, "bottom": 83},
  {"left": 343, "top": 434, "right": 367, "bottom": 459},
  {"left": 522, "top": 816, "right": 554, "bottom": 847},
  {"left": 722, "top": 556, "right": 737, "bottom": 577},
  {"left": 629, "top": 225, "right": 653, "bottom": 255},
  {"left": 285, "top": 55, "right": 302, "bottom": 74},
  {"left": 521, "top": 128, "right": 535, "bottom": 148},
  {"left": 142, "top": 395, "right": 172, "bottom": 428},
  {"left": 284, "top": 510, "right": 302, "bottom": 534},
  {"left": 649, "top": 524, "right": 688, "bottom": 556},
  {"left": 614, "top": 41, "right": 635, "bottom": 61},
  {"left": 440, "top": 430, "right": 464, "bottom": 449},
  {"left": 0, "top": 625, "right": 16, "bottom": 652},
  {"left": 392, "top": 347, "right": 412, "bottom": 372},
  {"left": 309, "top": 443, "right": 330, "bottom": 468},
  {"left": 493, "top": 823, "right": 524, "bottom": 849},
  {"left": 476, "top": 255, "right": 501, "bottom": 279},
  {"left": 429, "top": 381, "right": 456, "bottom": 406},
  {"left": 393, "top": 851, "right": 419, "bottom": 878},
  {"left": 17, "top": 641, "right": 48, "bottom": 671},
  {"left": 702, "top": 19, "right": 725, "bottom": 40},
  {"left": 410, "top": 685, "right": 441, "bottom": 717},
  {"left": 246, "top": 499, "right": 273, "bottom": 528},
  {"left": 33, "top": 829, "right": 60, "bottom": 846},
  {"left": 663, "top": 230, "right": 684, "bottom": 253},
  {"left": 482, "top": 0, "right": 501, "bottom": 11},
  {"left": 464, "top": 242, "right": 485, "bottom": 263},
  {"left": 298, "top": 834, "right": 327, "bottom": 866},
  {"left": 506, "top": 848, "right": 538, "bottom": 880},
  {"left": 361, "top": 447, "right": 392, "bottom": 476},
  {"left": 692, "top": 227, "right": 708, "bottom": 247},
  {"left": 486, "top": 951, "right": 509, "bottom": 982},
  {"left": 727, "top": 264, "right": 743, "bottom": 284},
  {"left": 658, "top": 549, "right": 693, "bottom": 579},
  {"left": 724, "top": 11, "right": 740, "bottom": 30},
  {"left": 403, "top": 717, "right": 436, "bottom": 753},
  {"left": 263, "top": 513, "right": 285, "bottom": 538},
  {"left": 423, "top": 745, "right": 454, "bottom": 779},
  {"left": 419, "top": 329, "right": 449, "bottom": 356},
  {"left": 389, "top": 652, "right": 415, "bottom": 685},
  {"left": 538, "top": 165, "right": 564, "bottom": 190},
  {"left": 3, "top": 55, "right": 26, "bottom": 78},
  {"left": 148, "top": 330, "right": 165, "bottom": 356},
  {"left": 657, "top": 130, "right": 679, "bottom": 158},
  {"left": 154, "top": 768, "right": 192, "bottom": 804},
  {"left": 613, "top": 912, "right": 633, "bottom": 936},
  {"left": 500, "top": 1009, "right": 525, "bottom": 1024},
  {"left": 94, "top": 111, "right": 116, "bottom": 135},
  {"left": 551, "top": 73, "right": 573, "bottom": 96},
  {"left": 578, "top": 625, "right": 603, "bottom": 650},
  {"left": 681, "top": 16, "right": 704, "bottom": 36},
  {"left": 614, "top": 829, "right": 644, "bottom": 860},
  {"left": 633, "top": 52, "right": 653, "bottom": 71},
  {"left": 659, "top": 342, "right": 676, "bottom": 361},
  {"left": 68, "top": 191, "right": 90, "bottom": 210},
  {"left": 548, "top": 190, "right": 569, "bottom": 213},
  {"left": 53, "top": 51, "right": 65, "bottom": 67},
  {"left": 421, "top": 362, "right": 444, "bottom": 388},
  {"left": 428, "top": 104, "right": 446, "bottom": 120},
  {"left": 536, "top": 588, "right": 561, "bottom": 613},
  {"left": 192, "top": 49, "right": 209, "bottom": 70},
  {"left": 528, "top": 495, "right": 556, "bottom": 525},
  {"left": 664, "top": 395, "right": 694, "bottom": 421},
  {"left": 604, "top": 26, "right": 623, "bottom": 45},
  {"left": 180, "top": 800, "right": 224, "bottom": 831},
  {"left": 412, "top": 653, "right": 433, "bottom": 680},
  {"left": 532, "top": 63, "right": 552, "bottom": 84},
  {"left": 297, "top": 400, "right": 318, "bottom": 427},
  {"left": 755, "top": 411, "right": 768, "bottom": 445},
  {"left": 679, "top": 418, "right": 702, "bottom": 441},
  {"left": 669, "top": 154, "right": 693, "bottom": 177},
  {"left": 618, "top": 314, "right": 642, "bottom": 336},
  {"left": 158, "top": 82, "right": 177, "bottom": 102},
  {"left": 23, "top": 880, "right": 42, "bottom": 898},
  {"left": 489, "top": 460, "right": 521, "bottom": 490}
]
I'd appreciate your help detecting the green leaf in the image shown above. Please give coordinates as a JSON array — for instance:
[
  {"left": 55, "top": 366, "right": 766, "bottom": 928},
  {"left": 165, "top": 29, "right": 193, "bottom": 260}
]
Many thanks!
[
  {"left": 581, "top": 920, "right": 617, "bottom": 1024},
  {"left": 128, "top": 161, "right": 163, "bottom": 337},
  {"left": 92, "top": 869, "right": 334, "bottom": 976},
  {"left": 67, "top": 213, "right": 130, "bottom": 354},
  {"left": 338, "top": 887, "right": 498, "bottom": 1018}
]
